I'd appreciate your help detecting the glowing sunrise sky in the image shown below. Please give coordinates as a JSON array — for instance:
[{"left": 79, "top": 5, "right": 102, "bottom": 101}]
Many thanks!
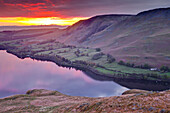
[{"left": 0, "top": 0, "right": 169, "bottom": 26}]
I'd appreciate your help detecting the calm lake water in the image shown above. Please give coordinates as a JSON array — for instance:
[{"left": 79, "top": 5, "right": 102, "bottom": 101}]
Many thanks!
[{"left": 0, "top": 51, "right": 128, "bottom": 98}]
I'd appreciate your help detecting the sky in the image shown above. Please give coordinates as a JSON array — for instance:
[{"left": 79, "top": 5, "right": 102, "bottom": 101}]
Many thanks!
[{"left": 0, "top": 0, "right": 169, "bottom": 26}]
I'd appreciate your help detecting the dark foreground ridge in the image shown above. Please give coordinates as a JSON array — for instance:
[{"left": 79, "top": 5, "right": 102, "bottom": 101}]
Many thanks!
[{"left": 0, "top": 89, "right": 169, "bottom": 112}]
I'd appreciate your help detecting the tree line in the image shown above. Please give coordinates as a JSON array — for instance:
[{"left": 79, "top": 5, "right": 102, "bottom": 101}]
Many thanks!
[{"left": 118, "top": 60, "right": 170, "bottom": 72}]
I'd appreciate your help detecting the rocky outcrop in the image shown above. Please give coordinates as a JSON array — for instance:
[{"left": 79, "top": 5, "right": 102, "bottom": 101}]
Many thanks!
[
  {"left": 0, "top": 89, "right": 169, "bottom": 112},
  {"left": 26, "top": 89, "right": 62, "bottom": 96},
  {"left": 122, "top": 89, "right": 149, "bottom": 95}
]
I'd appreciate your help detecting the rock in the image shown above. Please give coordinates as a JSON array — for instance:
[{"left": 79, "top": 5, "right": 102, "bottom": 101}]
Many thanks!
[
  {"left": 122, "top": 89, "right": 149, "bottom": 95},
  {"left": 134, "top": 93, "right": 143, "bottom": 96},
  {"left": 79, "top": 103, "right": 89, "bottom": 108},
  {"left": 96, "top": 102, "right": 102, "bottom": 105},
  {"left": 78, "top": 103, "right": 90, "bottom": 111},
  {"left": 148, "top": 107, "right": 156, "bottom": 111},
  {"left": 160, "top": 109, "right": 166, "bottom": 113},
  {"left": 132, "top": 107, "right": 136, "bottom": 110},
  {"left": 26, "top": 89, "right": 60, "bottom": 96},
  {"left": 147, "top": 91, "right": 154, "bottom": 95},
  {"left": 109, "top": 105, "right": 113, "bottom": 107}
]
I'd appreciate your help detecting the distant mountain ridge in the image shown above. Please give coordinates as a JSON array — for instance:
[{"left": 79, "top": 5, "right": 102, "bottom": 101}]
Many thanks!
[
  {"left": 137, "top": 7, "right": 170, "bottom": 17},
  {"left": 0, "top": 25, "right": 67, "bottom": 32},
  {"left": 59, "top": 14, "right": 132, "bottom": 44},
  {"left": 59, "top": 7, "right": 170, "bottom": 45}
]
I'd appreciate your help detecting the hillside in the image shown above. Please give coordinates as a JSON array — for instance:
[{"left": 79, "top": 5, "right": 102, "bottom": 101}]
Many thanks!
[
  {"left": 1, "top": 8, "right": 169, "bottom": 67},
  {"left": 0, "top": 89, "right": 169, "bottom": 112},
  {"left": 58, "top": 7, "right": 170, "bottom": 67}
]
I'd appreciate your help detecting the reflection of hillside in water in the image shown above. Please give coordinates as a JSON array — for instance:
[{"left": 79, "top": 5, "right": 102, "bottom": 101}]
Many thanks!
[
  {"left": 83, "top": 71, "right": 170, "bottom": 91},
  {"left": 0, "top": 50, "right": 128, "bottom": 98}
]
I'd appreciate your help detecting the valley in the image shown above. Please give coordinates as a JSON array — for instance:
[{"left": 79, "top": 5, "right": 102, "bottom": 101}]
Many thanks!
[{"left": 0, "top": 8, "right": 170, "bottom": 87}]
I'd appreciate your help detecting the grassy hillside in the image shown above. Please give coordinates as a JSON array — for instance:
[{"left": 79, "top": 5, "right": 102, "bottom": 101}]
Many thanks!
[
  {"left": 0, "top": 89, "right": 169, "bottom": 112},
  {"left": 60, "top": 8, "right": 170, "bottom": 67}
]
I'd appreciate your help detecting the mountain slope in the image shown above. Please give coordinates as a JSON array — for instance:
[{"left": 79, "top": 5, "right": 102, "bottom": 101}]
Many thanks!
[
  {"left": 58, "top": 14, "right": 132, "bottom": 44},
  {"left": 57, "top": 7, "right": 170, "bottom": 67}
]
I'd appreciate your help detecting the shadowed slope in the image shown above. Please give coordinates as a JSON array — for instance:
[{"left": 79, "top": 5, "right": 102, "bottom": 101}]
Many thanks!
[{"left": 59, "top": 7, "right": 170, "bottom": 67}]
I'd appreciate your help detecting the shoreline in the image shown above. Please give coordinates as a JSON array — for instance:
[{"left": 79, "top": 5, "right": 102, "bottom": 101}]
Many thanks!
[{"left": 3, "top": 49, "right": 169, "bottom": 91}]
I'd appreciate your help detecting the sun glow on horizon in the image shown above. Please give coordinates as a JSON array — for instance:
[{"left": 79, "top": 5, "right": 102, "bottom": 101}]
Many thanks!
[{"left": 0, "top": 17, "right": 89, "bottom": 26}]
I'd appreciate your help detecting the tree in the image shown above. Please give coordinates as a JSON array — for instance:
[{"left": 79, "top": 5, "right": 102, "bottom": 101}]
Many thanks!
[
  {"left": 160, "top": 66, "right": 169, "bottom": 72},
  {"left": 118, "top": 60, "right": 125, "bottom": 65},
  {"left": 92, "top": 53, "right": 103, "bottom": 60},
  {"left": 126, "top": 62, "right": 131, "bottom": 67},
  {"left": 96, "top": 48, "right": 101, "bottom": 52},
  {"left": 107, "top": 54, "right": 115, "bottom": 63},
  {"left": 143, "top": 64, "right": 151, "bottom": 69},
  {"left": 131, "top": 63, "right": 135, "bottom": 67}
]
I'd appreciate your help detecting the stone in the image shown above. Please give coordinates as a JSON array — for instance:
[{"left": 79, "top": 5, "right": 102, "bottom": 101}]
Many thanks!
[{"left": 122, "top": 89, "right": 149, "bottom": 95}]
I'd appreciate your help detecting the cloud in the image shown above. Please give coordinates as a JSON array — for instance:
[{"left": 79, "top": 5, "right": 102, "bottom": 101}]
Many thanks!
[
  {"left": 3, "top": 0, "right": 47, "bottom": 4},
  {"left": 0, "top": 0, "right": 169, "bottom": 17}
]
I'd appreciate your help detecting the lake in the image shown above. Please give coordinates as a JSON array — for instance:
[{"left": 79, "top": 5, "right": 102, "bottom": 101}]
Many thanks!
[{"left": 0, "top": 51, "right": 128, "bottom": 98}]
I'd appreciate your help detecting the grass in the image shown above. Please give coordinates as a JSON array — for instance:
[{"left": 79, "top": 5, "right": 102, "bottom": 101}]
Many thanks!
[
  {"left": 95, "top": 67, "right": 122, "bottom": 75},
  {"left": 36, "top": 51, "right": 52, "bottom": 55},
  {"left": 103, "top": 62, "right": 159, "bottom": 74},
  {"left": 161, "top": 72, "right": 170, "bottom": 77},
  {"left": 70, "top": 56, "right": 90, "bottom": 61}
]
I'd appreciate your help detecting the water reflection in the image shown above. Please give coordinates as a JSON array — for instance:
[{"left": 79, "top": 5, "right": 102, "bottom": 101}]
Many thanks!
[{"left": 0, "top": 51, "right": 128, "bottom": 98}]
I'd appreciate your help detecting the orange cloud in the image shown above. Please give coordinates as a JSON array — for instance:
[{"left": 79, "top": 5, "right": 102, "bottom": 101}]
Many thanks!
[
  {"left": 0, "top": 17, "right": 88, "bottom": 26},
  {"left": 1, "top": 0, "right": 169, "bottom": 26}
]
